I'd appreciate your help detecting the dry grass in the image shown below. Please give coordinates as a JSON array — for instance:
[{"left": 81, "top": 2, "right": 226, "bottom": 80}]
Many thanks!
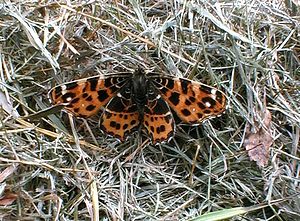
[{"left": 0, "top": 1, "right": 299, "bottom": 220}]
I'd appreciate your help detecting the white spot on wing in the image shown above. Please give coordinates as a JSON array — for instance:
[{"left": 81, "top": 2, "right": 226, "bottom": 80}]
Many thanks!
[
  {"left": 66, "top": 97, "right": 72, "bottom": 102},
  {"left": 205, "top": 102, "right": 211, "bottom": 107},
  {"left": 61, "top": 85, "right": 67, "bottom": 95},
  {"left": 211, "top": 89, "right": 217, "bottom": 95},
  {"left": 210, "top": 89, "right": 217, "bottom": 100}
]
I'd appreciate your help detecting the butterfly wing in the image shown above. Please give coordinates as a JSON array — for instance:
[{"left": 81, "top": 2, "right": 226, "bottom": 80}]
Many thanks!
[
  {"left": 143, "top": 85, "right": 175, "bottom": 144},
  {"left": 150, "top": 76, "right": 226, "bottom": 124},
  {"left": 49, "top": 75, "right": 130, "bottom": 117},
  {"left": 100, "top": 84, "right": 140, "bottom": 141}
]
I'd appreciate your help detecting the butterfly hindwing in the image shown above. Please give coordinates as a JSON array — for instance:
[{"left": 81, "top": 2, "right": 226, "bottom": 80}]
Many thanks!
[
  {"left": 100, "top": 85, "right": 140, "bottom": 141},
  {"left": 143, "top": 85, "right": 175, "bottom": 144},
  {"left": 150, "top": 76, "right": 226, "bottom": 124},
  {"left": 49, "top": 75, "right": 130, "bottom": 117}
]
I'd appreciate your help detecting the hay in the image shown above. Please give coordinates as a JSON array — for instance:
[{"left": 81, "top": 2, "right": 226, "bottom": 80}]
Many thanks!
[{"left": 0, "top": 1, "right": 299, "bottom": 220}]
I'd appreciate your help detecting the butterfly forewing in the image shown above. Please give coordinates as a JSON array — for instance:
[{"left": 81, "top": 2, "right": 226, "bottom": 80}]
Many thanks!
[
  {"left": 100, "top": 85, "right": 140, "bottom": 141},
  {"left": 49, "top": 75, "right": 130, "bottom": 117},
  {"left": 151, "top": 76, "right": 226, "bottom": 124},
  {"left": 143, "top": 86, "right": 175, "bottom": 144}
]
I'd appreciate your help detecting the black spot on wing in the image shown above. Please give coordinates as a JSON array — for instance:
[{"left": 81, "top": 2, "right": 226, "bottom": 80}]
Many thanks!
[
  {"left": 168, "top": 92, "right": 180, "bottom": 106},
  {"left": 180, "top": 79, "right": 189, "bottom": 94},
  {"left": 110, "top": 121, "right": 121, "bottom": 130},
  {"left": 130, "top": 120, "right": 137, "bottom": 125},
  {"left": 185, "top": 99, "right": 192, "bottom": 105},
  {"left": 181, "top": 109, "right": 191, "bottom": 116},
  {"left": 98, "top": 90, "right": 109, "bottom": 102},
  {"left": 150, "top": 126, "right": 154, "bottom": 132},
  {"left": 156, "top": 124, "right": 166, "bottom": 134},
  {"left": 204, "top": 109, "right": 211, "bottom": 114},
  {"left": 88, "top": 78, "right": 98, "bottom": 91},
  {"left": 115, "top": 123, "right": 121, "bottom": 130},
  {"left": 110, "top": 121, "right": 116, "bottom": 127},
  {"left": 197, "top": 102, "right": 206, "bottom": 109},
  {"left": 156, "top": 126, "right": 161, "bottom": 134},
  {"left": 86, "top": 104, "right": 96, "bottom": 111},
  {"left": 189, "top": 96, "right": 196, "bottom": 102},
  {"left": 160, "top": 125, "right": 166, "bottom": 132}
]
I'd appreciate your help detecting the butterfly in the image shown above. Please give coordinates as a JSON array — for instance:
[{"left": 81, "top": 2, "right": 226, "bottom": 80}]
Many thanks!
[{"left": 49, "top": 68, "right": 226, "bottom": 144}]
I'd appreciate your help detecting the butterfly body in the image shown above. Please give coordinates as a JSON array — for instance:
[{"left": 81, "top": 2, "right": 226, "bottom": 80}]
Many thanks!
[
  {"left": 131, "top": 71, "right": 148, "bottom": 108},
  {"left": 49, "top": 69, "right": 226, "bottom": 144}
]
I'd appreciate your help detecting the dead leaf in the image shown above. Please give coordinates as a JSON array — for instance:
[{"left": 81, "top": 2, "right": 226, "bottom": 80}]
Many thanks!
[
  {"left": 0, "top": 192, "right": 18, "bottom": 206},
  {"left": 0, "top": 164, "right": 18, "bottom": 183},
  {"left": 243, "top": 109, "right": 273, "bottom": 167}
]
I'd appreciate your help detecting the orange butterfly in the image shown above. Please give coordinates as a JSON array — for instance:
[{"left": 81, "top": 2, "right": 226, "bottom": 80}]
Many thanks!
[{"left": 49, "top": 69, "right": 226, "bottom": 144}]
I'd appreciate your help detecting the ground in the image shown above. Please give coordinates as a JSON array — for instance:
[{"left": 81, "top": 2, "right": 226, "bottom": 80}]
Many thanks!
[{"left": 0, "top": 1, "right": 299, "bottom": 220}]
